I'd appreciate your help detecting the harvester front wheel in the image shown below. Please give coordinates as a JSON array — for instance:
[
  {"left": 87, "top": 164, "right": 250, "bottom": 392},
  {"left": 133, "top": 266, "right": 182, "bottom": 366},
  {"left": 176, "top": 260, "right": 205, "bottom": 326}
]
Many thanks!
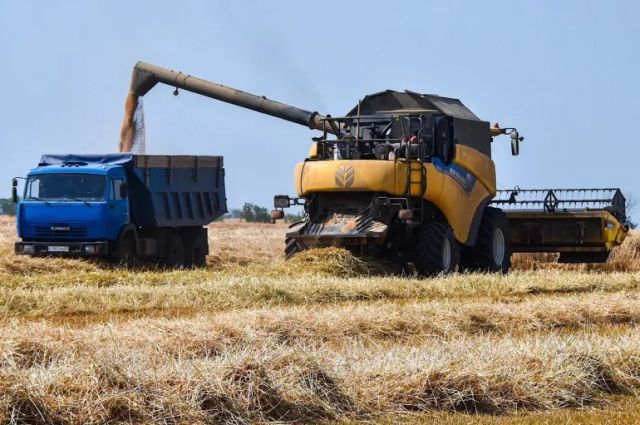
[
  {"left": 460, "top": 207, "right": 511, "bottom": 273},
  {"left": 415, "top": 222, "right": 459, "bottom": 276},
  {"left": 284, "top": 237, "right": 303, "bottom": 260}
]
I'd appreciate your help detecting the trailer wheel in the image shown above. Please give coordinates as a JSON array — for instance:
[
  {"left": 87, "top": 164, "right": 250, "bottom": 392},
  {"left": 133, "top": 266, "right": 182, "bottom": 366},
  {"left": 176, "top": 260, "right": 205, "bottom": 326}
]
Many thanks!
[
  {"left": 113, "top": 234, "right": 137, "bottom": 268},
  {"left": 165, "top": 232, "right": 186, "bottom": 269},
  {"left": 460, "top": 207, "right": 511, "bottom": 273},
  {"left": 284, "top": 237, "right": 303, "bottom": 260},
  {"left": 184, "top": 231, "right": 208, "bottom": 268},
  {"left": 414, "top": 222, "right": 459, "bottom": 276}
]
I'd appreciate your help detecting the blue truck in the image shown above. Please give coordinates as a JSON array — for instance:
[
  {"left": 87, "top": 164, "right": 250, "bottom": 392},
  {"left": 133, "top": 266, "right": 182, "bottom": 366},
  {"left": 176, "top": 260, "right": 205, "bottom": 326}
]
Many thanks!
[{"left": 12, "top": 154, "right": 227, "bottom": 268}]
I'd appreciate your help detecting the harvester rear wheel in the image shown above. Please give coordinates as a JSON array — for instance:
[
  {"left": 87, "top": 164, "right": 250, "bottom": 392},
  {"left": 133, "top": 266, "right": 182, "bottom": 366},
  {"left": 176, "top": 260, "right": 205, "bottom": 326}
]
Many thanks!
[
  {"left": 164, "top": 231, "right": 186, "bottom": 269},
  {"left": 414, "top": 222, "right": 459, "bottom": 276},
  {"left": 284, "top": 237, "right": 304, "bottom": 260},
  {"left": 460, "top": 207, "right": 511, "bottom": 273}
]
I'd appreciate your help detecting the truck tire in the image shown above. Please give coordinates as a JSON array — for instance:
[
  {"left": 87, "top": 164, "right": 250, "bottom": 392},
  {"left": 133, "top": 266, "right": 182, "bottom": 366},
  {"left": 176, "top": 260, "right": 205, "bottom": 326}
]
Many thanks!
[
  {"left": 414, "top": 222, "right": 459, "bottom": 276},
  {"left": 184, "top": 230, "right": 208, "bottom": 268},
  {"left": 460, "top": 207, "right": 511, "bottom": 273},
  {"left": 164, "top": 232, "right": 186, "bottom": 269},
  {"left": 284, "top": 237, "right": 303, "bottom": 260},
  {"left": 113, "top": 233, "right": 137, "bottom": 268}
]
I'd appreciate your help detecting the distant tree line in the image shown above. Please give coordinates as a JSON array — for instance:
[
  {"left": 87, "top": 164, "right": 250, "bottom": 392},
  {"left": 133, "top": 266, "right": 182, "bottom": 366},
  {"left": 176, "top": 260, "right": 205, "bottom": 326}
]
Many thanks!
[
  {"left": 0, "top": 199, "right": 16, "bottom": 216},
  {"left": 226, "top": 203, "right": 304, "bottom": 223}
]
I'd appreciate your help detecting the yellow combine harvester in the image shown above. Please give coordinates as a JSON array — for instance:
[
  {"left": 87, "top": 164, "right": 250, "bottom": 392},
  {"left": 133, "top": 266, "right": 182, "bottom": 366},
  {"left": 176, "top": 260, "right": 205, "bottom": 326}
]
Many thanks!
[{"left": 124, "top": 62, "right": 629, "bottom": 275}]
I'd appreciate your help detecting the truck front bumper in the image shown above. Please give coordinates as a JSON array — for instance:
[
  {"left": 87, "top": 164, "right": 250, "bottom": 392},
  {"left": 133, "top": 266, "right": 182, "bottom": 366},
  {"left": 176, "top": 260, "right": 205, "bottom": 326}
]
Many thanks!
[{"left": 15, "top": 241, "right": 109, "bottom": 257}]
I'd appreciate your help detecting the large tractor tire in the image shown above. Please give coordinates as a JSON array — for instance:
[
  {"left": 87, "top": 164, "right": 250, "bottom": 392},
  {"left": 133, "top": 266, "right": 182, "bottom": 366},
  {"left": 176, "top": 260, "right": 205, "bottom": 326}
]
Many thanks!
[
  {"left": 460, "top": 207, "right": 511, "bottom": 273},
  {"left": 164, "top": 231, "right": 186, "bottom": 269},
  {"left": 415, "top": 222, "right": 459, "bottom": 276},
  {"left": 183, "top": 229, "right": 208, "bottom": 268},
  {"left": 284, "top": 237, "right": 304, "bottom": 260}
]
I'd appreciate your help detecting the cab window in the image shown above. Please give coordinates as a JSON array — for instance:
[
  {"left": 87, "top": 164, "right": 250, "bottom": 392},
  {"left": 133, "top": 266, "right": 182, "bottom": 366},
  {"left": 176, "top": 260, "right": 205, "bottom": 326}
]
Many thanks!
[{"left": 110, "top": 179, "right": 125, "bottom": 201}]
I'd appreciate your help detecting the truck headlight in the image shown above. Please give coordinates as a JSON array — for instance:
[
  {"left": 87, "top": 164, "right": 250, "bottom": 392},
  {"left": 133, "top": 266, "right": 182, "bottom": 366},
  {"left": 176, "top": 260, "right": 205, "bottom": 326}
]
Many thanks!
[
  {"left": 23, "top": 245, "right": 34, "bottom": 254},
  {"left": 84, "top": 245, "right": 95, "bottom": 254}
]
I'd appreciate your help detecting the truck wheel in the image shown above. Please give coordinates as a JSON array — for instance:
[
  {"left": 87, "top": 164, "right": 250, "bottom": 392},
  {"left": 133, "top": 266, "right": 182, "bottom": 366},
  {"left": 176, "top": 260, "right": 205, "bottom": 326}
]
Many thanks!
[
  {"left": 414, "top": 222, "right": 459, "bottom": 276},
  {"left": 460, "top": 207, "right": 511, "bottom": 273},
  {"left": 184, "top": 231, "right": 208, "bottom": 268},
  {"left": 284, "top": 237, "right": 303, "bottom": 260},
  {"left": 164, "top": 232, "right": 186, "bottom": 269},
  {"left": 113, "top": 234, "right": 137, "bottom": 268}
]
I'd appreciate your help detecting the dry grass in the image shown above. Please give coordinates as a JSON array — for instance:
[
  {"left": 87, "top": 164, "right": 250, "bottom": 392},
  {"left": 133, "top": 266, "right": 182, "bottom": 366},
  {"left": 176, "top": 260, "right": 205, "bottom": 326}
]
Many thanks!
[{"left": 1, "top": 215, "right": 640, "bottom": 423}]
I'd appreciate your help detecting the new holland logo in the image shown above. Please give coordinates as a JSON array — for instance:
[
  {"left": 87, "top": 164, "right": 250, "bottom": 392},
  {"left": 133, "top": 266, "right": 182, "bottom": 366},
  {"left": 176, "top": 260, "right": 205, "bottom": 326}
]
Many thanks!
[{"left": 335, "top": 165, "right": 355, "bottom": 187}]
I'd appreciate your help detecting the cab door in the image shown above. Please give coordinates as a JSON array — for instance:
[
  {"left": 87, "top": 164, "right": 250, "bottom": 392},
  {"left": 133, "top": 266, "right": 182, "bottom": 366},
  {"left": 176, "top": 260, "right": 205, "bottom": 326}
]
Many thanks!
[{"left": 106, "top": 176, "right": 130, "bottom": 240}]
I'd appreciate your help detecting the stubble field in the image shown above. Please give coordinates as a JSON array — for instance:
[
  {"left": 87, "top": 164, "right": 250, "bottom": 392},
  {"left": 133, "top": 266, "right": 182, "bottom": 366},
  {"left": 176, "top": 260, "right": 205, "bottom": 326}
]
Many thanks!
[{"left": 0, "top": 215, "right": 639, "bottom": 424}]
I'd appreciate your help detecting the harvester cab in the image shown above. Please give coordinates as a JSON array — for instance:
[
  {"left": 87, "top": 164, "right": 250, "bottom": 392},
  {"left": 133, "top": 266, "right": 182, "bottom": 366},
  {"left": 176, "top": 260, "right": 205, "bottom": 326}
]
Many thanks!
[{"left": 121, "top": 62, "right": 628, "bottom": 275}]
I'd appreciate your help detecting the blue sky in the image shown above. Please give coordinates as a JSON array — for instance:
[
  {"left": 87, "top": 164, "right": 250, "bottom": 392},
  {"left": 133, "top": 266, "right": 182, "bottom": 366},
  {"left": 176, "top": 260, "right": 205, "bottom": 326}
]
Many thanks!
[{"left": 1, "top": 0, "right": 639, "bottom": 217}]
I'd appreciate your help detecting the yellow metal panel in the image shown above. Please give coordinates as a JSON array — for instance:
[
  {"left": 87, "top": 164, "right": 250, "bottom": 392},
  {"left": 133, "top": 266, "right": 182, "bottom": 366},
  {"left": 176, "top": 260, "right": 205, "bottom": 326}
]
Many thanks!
[
  {"left": 297, "top": 160, "right": 399, "bottom": 194},
  {"left": 453, "top": 144, "right": 496, "bottom": 193},
  {"left": 294, "top": 162, "right": 304, "bottom": 195},
  {"left": 307, "top": 143, "right": 319, "bottom": 160},
  {"left": 503, "top": 210, "right": 628, "bottom": 251},
  {"left": 294, "top": 146, "right": 496, "bottom": 244},
  {"left": 429, "top": 174, "right": 491, "bottom": 243}
]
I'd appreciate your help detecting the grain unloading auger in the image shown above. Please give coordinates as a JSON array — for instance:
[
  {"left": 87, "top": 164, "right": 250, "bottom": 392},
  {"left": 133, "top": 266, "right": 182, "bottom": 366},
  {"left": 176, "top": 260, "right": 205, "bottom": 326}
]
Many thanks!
[{"left": 123, "top": 61, "right": 629, "bottom": 275}]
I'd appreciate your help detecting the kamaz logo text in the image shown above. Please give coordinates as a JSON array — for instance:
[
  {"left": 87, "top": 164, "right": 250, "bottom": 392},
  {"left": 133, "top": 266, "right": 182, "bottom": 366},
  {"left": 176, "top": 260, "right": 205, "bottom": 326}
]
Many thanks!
[
  {"left": 50, "top": 226, "right": 70, "bottom": 231},
  {"left": 335, "top": 166, "right": 355, "bottom": 188}
]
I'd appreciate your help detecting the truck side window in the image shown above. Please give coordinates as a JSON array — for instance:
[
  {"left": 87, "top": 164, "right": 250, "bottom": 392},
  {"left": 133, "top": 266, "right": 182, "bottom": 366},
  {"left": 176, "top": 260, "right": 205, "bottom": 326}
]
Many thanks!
[{"left": 110, "top": 179, "right": 124, "bottom": 201}]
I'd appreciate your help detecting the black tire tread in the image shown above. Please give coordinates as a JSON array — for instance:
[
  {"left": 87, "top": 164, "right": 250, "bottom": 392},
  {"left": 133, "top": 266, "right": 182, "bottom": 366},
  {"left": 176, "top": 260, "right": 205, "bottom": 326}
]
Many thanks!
[
  {"left": 460, "top": 207, "right": 511, "bottom": 273},
  {"left": 415, "top": 222, "right": 459, "bottom": 276},
  {"left": 165, "top": 232, "right": 186, "bottom": 269},
  {"left": 112, "top": 233, "right": 136, "bottom": 268},
  {"left": 183, "top": 229, "right": 208, "bottom": 268}
]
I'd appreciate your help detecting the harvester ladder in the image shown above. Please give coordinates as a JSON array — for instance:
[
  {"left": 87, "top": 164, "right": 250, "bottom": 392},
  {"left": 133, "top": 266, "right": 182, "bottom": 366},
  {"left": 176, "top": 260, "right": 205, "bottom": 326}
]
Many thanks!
[{"left": 405, "top": 147, "right": 426, "bottom": 222}]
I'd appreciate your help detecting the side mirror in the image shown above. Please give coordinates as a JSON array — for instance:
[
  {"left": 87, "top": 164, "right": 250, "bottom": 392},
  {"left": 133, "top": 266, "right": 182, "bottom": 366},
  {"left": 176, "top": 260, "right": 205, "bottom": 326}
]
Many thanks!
[
  {"left": 274, "top": 195, "right": 291, "bottom": 209},
  {"left": 11, "top": 178, "right": 18, "bottom": 203},
  {"left": 119, "top": 182, "right": 129, "bottom": 199},
  {"left": 510, "top": 130, "right": 523, "bottom": 156}
]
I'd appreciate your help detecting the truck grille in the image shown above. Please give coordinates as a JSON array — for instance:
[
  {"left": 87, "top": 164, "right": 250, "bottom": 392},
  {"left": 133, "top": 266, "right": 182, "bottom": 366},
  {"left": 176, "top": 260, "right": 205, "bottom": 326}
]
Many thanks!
[{"left": 35, "top": 225, "right": 87, "bottom": 238}]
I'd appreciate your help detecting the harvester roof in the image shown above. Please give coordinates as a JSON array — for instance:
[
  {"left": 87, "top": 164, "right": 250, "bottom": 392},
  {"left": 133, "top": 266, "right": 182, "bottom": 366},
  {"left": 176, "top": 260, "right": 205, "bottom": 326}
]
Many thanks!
[
  {"left": 346, "top": 90, "right": 482, "bottom": 121},
  {"left": 347, "top": 90, "right": 492, "bottom": 156}
]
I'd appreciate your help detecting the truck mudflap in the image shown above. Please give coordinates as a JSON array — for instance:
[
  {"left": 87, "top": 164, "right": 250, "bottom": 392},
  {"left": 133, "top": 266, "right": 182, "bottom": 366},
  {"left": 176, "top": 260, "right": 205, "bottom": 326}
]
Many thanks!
[
  {"left": 15, "top": 241, "right": 109, "bottom": 257},
  {"left": 491, "top": 189, "right": 628, "bottom": 262},
  {"left": 287, "top": 210, "right": 388, "bottom": 248}
]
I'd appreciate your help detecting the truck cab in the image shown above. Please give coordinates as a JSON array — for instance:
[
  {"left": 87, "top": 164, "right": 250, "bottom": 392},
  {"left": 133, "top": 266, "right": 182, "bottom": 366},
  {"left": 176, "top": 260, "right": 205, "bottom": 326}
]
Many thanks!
[{"left": 16, "top": 160, "right": 129, "bottom": 257}]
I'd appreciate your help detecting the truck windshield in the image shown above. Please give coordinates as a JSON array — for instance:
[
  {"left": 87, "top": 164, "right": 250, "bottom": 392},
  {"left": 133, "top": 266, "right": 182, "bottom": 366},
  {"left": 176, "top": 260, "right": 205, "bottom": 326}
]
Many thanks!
[{"left": 24, "top": 174, "right": 106, "bottom": 202}]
